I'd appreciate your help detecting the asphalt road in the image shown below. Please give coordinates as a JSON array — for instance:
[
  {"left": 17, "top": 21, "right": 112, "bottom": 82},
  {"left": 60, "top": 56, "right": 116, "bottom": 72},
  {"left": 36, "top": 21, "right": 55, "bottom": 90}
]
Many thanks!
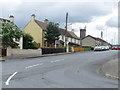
[{"left": 2, "top": 50, "right": 118, "bottom": 88}]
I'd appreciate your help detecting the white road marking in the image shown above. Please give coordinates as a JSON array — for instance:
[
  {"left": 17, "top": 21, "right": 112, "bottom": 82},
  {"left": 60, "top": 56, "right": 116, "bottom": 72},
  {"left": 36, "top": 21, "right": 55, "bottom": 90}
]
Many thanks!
[
  {"left": 105, "top": 73, "right": 119, "bottom": 79},
  {"left": 51, "top": 59, "right": 64, "bottom": 63},
  {"left": 5, "top": 72, "right": 18, "bottom": 85},
  {"left": 25, "top": 63, "right": 43, "bottom": 69},
  {"left": 51, "top": 61, "right": 54, "bottom": 63}
]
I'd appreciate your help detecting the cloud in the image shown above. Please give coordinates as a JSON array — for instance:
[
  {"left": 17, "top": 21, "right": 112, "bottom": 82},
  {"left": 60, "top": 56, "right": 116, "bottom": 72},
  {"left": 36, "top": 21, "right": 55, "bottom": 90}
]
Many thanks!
[
  {"left": 0, "top": 2, "right": 114, "bottom": 28},
  {"left": 96, "top": 25, "right": 106, "bottom": 30},
  {"left": 106, "top": 16, "right": 118, "bottom": 28}
]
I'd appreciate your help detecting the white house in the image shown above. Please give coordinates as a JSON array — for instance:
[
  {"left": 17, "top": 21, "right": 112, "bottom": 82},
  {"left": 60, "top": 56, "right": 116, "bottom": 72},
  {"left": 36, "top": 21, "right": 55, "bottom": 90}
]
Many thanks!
[{"left": 59, "top": 28, "right": 80, "bottom": 46}]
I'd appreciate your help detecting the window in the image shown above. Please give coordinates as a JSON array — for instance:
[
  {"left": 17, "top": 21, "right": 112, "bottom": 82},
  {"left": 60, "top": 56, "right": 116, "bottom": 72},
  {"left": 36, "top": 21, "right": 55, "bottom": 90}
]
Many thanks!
[{"left": 62, "top": 35, "right": 64, "bottom": 40}]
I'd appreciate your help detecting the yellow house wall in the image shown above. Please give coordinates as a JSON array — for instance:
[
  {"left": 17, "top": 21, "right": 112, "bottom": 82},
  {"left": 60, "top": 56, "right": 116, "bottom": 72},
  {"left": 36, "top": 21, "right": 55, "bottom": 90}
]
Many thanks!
[{"left": 23, "top": 21, "right": 44, "bottom": 47}]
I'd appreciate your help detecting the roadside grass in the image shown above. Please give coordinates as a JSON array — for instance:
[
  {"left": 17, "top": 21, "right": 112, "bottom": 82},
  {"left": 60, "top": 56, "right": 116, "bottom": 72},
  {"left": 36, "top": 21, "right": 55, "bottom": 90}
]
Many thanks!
[{"left": 0, "top": 56, "right": 6, "bottom": 58}]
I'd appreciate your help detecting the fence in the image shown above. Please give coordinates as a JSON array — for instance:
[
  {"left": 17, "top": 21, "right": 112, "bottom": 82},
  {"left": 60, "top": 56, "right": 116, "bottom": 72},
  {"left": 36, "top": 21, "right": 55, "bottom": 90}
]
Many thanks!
[
  {"left": 73, "top": 47, "right": 84, "bottom": 52},
  {"left": 42, "top": 48, "right": 66, "bottom": 54},
  {"left": 84, "top": 48, "right": 92, "bottom": 51},
  {"left": 73, "top": 47, "right": 92, "bottom": 52}
]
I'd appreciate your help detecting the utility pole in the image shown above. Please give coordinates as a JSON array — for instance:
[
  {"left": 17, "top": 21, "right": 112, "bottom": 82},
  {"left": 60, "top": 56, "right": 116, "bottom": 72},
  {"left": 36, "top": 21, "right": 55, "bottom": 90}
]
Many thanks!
[
  {"left": 101, "top": 31, "right": 103, "bottom": 46},
  {"left": 101, "top": 31, "right": 103, "bottom": 39},
  {"left": 65, "top": 12, "right": 69, "bottom": 52},
  {"left": 65, "top": 12, "right": 68, "bottom": 46},
  {"left": 114, "top": 32, "right": 116, "bottom": 45}
]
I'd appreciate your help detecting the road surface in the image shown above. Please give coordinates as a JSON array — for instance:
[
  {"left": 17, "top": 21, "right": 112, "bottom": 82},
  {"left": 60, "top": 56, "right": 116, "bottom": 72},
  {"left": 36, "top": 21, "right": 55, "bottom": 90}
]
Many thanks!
[{"left": 2, "top": 50, "right": 118, "bottom": 88}]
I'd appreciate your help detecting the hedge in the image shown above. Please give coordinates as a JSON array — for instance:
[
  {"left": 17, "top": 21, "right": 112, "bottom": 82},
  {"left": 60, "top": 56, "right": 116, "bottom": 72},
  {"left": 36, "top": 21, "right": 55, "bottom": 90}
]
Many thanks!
[{"left": 42, "top": 48, "right": 66, "bottom": 54}]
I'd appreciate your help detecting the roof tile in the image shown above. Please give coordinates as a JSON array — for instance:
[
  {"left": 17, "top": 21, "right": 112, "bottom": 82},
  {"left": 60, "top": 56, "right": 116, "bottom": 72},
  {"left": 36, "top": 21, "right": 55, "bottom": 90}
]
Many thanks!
[{"left": 34, "top": 19, "right": 80, "bottom": 39}]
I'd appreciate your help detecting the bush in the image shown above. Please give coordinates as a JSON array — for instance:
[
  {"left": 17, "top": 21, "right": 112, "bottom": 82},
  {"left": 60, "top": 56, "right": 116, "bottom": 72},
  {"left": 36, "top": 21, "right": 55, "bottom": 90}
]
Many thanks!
[
  {"left": 82, "top": 46, "right": 93, "bottom": 48},
  {"left": 23, "top": 34, "right": 38, "bottom": 49}
]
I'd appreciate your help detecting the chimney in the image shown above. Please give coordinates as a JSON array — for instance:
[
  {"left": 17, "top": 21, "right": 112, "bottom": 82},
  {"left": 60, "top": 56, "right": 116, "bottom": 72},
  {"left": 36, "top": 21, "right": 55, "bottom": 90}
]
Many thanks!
[
  {"left": 9, "top": 15, "right": 14, "bottom": 23},
  {"left": 31, "top": 14, "right": 35, "bottom": 21},
  {"left": 55, "top": 23, "right": 59, "bottom": 27},
  {"left": 71, "top": 29, "right": 75, "bottom": 32},
  {"left": 44, "top": 19, "right": 49, "bottom": 24}
]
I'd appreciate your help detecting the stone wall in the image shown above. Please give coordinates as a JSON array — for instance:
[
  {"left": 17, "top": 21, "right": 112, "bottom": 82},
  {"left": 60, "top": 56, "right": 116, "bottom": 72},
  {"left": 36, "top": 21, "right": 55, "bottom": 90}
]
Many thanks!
[{"left": 7, "top": 48, "right": 42, "bottom": 57}]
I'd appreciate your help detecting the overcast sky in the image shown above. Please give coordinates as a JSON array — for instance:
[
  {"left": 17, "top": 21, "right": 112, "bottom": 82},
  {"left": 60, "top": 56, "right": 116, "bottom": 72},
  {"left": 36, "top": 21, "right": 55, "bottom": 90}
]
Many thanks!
[{"left": 0, "top": 0, "right": 119, "bottom": 44}]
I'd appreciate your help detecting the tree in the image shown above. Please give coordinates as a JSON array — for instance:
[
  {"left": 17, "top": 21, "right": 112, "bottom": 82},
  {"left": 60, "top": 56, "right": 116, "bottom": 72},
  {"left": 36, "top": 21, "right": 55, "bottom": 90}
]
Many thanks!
[
  {"left": 23, "top": 33, "right": 38, "bottom": 49},
  {"left": 44, "top": 22, "right": 60, "bottom": 46},
  {"left": 1, "top": 22, "right": 23, "bottom": 48}
]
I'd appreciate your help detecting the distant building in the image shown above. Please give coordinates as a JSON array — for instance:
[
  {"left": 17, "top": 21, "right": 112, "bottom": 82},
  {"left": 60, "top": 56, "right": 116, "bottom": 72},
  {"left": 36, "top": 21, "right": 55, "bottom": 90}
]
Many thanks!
[
  {"left": 79, "top": 26, "right": 111, "bottom": 47},
  {"left": 81, "top": 35, "right": 111, "bottom": 47},
  {"left": 80, "top": 28, "right": 86, "bottom": 39},
  {"left": 79, "top": 27, "right": 86, "bottom": 45}
]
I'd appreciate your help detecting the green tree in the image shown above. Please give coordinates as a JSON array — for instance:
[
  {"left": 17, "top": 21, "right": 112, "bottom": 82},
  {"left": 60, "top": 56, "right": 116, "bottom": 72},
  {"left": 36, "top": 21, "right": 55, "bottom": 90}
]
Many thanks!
[
  {"left": 44, "top": 22, "right": 60, "bottom": 46},
  {"left": 1, "top": 22, "right": 23, "bottom": 48},
  {"left": 23, "top": 33, "right": 38, "bottom": 49}
]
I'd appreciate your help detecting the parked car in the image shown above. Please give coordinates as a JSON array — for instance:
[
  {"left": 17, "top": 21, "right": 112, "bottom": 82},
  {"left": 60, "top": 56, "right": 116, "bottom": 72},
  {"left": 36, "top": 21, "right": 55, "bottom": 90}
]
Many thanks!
[
  {"left": 104, "top": 46, "right": 109, "bottom": 50},
  {"left": 112, "top": 46, "right": 120, "bottom": 50},
  {"left": 94, "top": 46, "right": 109, "bottom": 51}
]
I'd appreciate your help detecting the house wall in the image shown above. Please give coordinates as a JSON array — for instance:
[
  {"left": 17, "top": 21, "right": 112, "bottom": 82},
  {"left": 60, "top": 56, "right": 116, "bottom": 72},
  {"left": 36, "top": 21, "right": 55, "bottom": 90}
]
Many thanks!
[
  {"left": 102, "top": 42, "right": 109, "bottom": 46},
  {"left": 75, "top": 39, "right": 80, "bottom": 44},
  {"left": 72, "top": 38, "right": 74, "bottom": 43},
  {"left": 68, "top": 37, "right": 71, "bottom": 42},
  {"left": 96, "top": 40, "right": 109, "bottom": 46},
  {"left": 95, "top": 40, "right": 100, "bottom": 46},
  {"left": 58, "top": 35, "right": 80, "bottom": 46},
  {"left": 59, "top": 35, "right": 65, "bottom": 42},
  {"left": 23, "top": 21, "right": 44, "bottom": 47},
  {"left": 82, "top": 37, "right": 96, "bottom": 47}
]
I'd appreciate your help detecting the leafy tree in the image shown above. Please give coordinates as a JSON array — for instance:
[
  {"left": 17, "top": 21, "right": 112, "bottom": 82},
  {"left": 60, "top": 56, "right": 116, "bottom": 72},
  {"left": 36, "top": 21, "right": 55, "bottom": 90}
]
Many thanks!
[
  {"left": 23, "top": 33, "right": 38, "bottom": 49},
  {"left": 44, "top": 22, "right": 60, "bottom": 46},
  {"left": 1, "top": 22, "right": 23, "bottom": 48}
]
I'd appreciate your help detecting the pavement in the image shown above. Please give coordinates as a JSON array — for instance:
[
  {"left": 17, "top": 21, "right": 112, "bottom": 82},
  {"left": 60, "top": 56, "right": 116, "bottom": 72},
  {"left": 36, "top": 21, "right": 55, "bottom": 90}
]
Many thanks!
[
  {"left": 99, "top": 59, "right": 119, "bottom": 80},
  {"left": 1, "top": 52, "right": 73, "bottom": 61},
  {"left": 0, "top": 57, "right": 5, "bottom": 61}
]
